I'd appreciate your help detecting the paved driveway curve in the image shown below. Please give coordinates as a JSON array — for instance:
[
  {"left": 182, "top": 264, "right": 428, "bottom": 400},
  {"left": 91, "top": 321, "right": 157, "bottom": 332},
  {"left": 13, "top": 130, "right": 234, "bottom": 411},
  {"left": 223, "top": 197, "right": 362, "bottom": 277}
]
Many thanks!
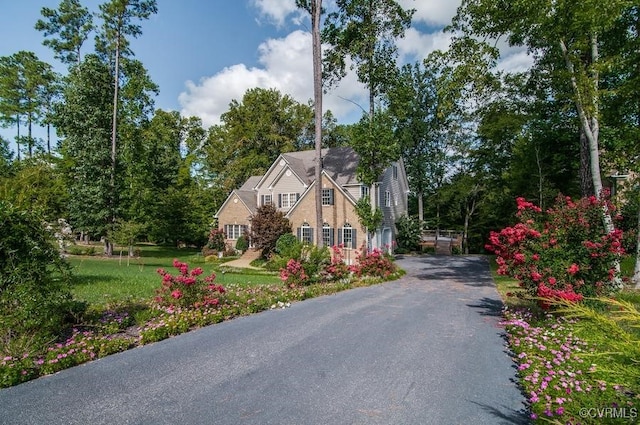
[{"left": 0, "top": 255, "right": 528, "bottom": 425}]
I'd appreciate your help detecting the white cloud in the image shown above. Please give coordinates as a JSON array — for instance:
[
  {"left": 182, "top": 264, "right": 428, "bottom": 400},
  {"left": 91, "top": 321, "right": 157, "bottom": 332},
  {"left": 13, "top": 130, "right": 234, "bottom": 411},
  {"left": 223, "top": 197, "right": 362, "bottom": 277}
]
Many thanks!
[
  {"left": 398, "top": 0, "right": 461, "bottom": 27},
  {"left": 497, "top": 50, "right": 534, "bottom": 74},
  {"left": 397, "top": 27, "right": 453, "bottom": 62},
  {"left": 179, "top": 0, "right": 530, "bottom": 128},
  {"left": 179, "top": 30, "right": 367, "bottom": 128},
  {"left": 179, "top": 64, "right": 279, "bottom": 128},
  {"left": 251, "top": 0, "right": 301, "bottom": 27}
]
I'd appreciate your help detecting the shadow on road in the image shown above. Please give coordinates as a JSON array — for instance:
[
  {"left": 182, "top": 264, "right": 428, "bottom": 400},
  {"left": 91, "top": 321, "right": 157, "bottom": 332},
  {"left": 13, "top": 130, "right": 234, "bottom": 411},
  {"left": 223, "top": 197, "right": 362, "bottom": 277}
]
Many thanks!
[
  {"left": 466, "top": 297, "right": 504, "bottom": 317},
  {"left": 409, "top": 255, "right": 495, "bottom": 287},
  {"left": 469, "top": 401, "right": 531, "bottom": 425}
]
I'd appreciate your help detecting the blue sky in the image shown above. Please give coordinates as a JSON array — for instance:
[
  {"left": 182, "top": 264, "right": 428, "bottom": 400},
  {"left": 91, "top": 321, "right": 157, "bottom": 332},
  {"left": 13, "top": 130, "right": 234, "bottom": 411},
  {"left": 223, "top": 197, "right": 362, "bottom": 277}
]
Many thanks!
[{"left": 0, "top": 0, "right": 531, "bottom": 152}]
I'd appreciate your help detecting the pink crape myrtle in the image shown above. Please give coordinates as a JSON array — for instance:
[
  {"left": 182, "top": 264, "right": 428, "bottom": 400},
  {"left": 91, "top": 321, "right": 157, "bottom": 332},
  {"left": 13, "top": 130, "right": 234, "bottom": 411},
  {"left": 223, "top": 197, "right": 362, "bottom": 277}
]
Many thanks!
[{"left": 486, "top": 194, "right": 624, "bottom": 308}]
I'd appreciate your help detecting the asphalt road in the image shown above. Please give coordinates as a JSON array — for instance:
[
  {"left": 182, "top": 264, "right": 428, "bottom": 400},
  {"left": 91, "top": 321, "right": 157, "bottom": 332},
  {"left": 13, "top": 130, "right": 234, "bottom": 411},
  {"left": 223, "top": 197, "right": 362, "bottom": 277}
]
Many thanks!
[{"left": 0, "top": 255, "right": 528, "bottom": 425}]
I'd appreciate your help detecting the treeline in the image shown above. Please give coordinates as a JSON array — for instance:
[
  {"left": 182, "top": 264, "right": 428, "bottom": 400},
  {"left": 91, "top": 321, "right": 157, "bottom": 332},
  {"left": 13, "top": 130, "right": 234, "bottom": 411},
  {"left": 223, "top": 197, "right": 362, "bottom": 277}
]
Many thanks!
[{"left": 0, "top": 0, "right": 638, "bottom": 258}]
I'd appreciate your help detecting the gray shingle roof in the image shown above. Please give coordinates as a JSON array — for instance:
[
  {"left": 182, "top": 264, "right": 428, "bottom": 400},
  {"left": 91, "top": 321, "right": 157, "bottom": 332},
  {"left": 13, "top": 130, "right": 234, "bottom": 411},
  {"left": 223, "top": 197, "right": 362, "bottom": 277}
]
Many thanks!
[
  {"left": 281, "top": 146, "right": 360, "bottom": 186},
  {"left": 239, "top": 175, "right": 262, "bottom": 191},
  {"left": 232, "top": 147, "right": 362, "bottom": 216}
]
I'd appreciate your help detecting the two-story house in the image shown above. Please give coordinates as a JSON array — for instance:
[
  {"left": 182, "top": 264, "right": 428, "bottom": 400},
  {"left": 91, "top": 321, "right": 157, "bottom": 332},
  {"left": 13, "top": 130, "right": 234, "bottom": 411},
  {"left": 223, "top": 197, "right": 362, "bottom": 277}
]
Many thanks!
[{"left": 215, "top": 146, "right": 409, "bottom": 257}]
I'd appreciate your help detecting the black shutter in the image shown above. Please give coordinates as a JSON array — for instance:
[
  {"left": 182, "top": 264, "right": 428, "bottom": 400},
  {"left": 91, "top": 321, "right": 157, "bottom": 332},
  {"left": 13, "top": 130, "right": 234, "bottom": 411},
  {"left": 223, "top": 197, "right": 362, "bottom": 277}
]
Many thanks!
[
  {"left": 278, "top": 194, "right": 282, "bottom": 208},
  {"left": 330, "top": 228, "right": 334, "bottom": 247},
  {"left": 337, "top": 228, "right": 342, "bottom": 246},
  {"left": 329, "top": 189, "right": 334, "bottom": 205},
  {"left": 296, "top": 193, "right": 301, "bottom": 203},
  {"left": 352, "top": 229, "right": 357, "bottom": 249},
  {"left": 309, "top": 228, "right": 314, "bottom": 244},
  {"left": 296, "top": 227, "right": 301, "bottom": 241},
  {"left": 260, "top": 195, "right": 265, "bottom": 206}
]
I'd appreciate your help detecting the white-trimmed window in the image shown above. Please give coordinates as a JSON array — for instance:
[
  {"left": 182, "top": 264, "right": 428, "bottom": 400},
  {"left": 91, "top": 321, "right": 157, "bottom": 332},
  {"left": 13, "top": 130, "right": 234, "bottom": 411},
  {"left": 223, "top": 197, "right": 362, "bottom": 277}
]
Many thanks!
[
  {"left": 340, "top": 223, "right": 356, "bottom": 249},
  {"left": 322, "top": 223, "right": 334, "bottom": 247},
  {"left": 385, "top": 190, "right": 391, "bottom": 207},
  {"left": 279, "top": 193, "right": 298, "bottom": 208},
  {"left": 392, "top": 164, "right": 398, "bottom": 180},
  {"left": 322, "top": 188, "right": 334, "bottom": 206},
  {"left": 224, "top": 224, "right": 247, "bottom": 240},
  {"left": 360, "top": 185, "right": 369, "bottom": 199},
  {"left": 299, "top": 222, "right": 313, "bottom": 244}
]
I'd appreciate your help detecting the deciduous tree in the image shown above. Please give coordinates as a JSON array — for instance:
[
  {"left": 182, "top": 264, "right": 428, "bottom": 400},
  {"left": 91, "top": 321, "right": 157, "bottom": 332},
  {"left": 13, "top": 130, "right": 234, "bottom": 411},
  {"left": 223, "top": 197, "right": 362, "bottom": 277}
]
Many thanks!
[
  {"left": 249, "top": 204, "right": 292, "bottom": 259},
  {"left": 204, "top": 88, "right": 314, "bottom": 194}
]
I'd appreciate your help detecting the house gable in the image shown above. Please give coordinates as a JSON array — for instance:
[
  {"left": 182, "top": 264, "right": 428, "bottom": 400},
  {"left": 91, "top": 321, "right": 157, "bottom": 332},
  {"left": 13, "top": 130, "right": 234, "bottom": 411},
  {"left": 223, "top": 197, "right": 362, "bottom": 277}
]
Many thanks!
[
  {"left": 286, "top": 171, "right": 364, "bottom": 248},
  {"left": 215, "top": 190, "right": 253, "bottom": 219}
]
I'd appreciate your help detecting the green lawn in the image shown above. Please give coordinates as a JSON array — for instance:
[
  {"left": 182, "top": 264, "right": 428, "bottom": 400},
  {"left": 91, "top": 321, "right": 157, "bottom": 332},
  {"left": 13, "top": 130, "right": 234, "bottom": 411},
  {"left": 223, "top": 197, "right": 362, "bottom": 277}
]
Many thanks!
[{"left": 68, "top": 245, "right": 279, "bottom": 306}]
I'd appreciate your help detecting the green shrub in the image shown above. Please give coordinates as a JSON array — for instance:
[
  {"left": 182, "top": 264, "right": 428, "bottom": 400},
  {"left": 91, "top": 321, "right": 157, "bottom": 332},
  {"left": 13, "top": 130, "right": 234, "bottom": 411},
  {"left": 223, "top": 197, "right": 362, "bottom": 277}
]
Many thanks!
[
  {"left": 66, "top": 245, "right": 97, "bottom": 256},
  {"left": 275, "top": 233, "right": 301, "bottom": 258},
  {"left": 395, "top": 214, "right": 421, "bottom": 251},
  {"left": 300, "top": 244, "right": 330, "bottom": 283},
  {"left": 235, "top": 235, "right": 249, "bottom": 253},
  {"left": 0, "top": 201, "right": 73, "bottom": 347}
]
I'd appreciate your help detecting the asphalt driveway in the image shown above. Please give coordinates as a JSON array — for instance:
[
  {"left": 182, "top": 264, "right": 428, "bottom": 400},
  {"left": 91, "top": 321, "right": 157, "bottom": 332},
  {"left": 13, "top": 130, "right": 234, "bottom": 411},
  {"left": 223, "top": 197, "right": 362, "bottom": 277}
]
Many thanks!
[{"left": 0, "top": 255, "right": 528, "bottom": 425}]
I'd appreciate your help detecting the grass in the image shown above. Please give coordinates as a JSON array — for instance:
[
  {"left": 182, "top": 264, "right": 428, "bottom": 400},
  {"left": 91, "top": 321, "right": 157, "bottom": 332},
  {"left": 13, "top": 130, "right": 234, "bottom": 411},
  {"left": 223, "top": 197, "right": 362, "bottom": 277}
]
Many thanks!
[{"left": 68, "top": 244, "right": 279, "bottom": 306}]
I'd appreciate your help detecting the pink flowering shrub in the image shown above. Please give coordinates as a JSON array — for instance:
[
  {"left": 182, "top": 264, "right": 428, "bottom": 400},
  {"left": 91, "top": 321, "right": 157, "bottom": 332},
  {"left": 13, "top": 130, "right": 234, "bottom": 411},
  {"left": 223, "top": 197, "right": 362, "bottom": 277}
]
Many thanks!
[
  {"left": 279, "top": 259, "right": 309, "bottom": 287},
  {"left": 323, "top": 244, "right": 351, "bottom": 281},
  {"left": 350, "top": 246, "right": 397, "bottom": 278},
  {"left": 155, "top": 259, "right": 225, "bottom": 308},
  {"left": 486, "top": 195, "right": 625, "bottom": 308}
]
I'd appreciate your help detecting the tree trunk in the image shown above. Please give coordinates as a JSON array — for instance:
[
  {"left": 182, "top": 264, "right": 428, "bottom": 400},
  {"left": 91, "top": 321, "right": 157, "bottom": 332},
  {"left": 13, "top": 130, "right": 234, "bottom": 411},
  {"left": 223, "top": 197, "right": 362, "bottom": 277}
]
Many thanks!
[
  {"left": 15, "top": 114, "right": 21, "bottom": 161},
  {"left": 463, "top": 206, "right": 470, "bottom": 255},
  {"left": 369, "top": 182, "right": 376, "bottom": 251},
  {"left": 560, "top": 36, "right": 621, "bottom": 287},
  {"left": 579, "top": 129, "right": 594, "bottom": 196},
  {"left": 107, "top": 29, "right": 121, "bottom": 257},
  {"left": 27, "top": 111, "right": 33, "bottom": 158},
  {"left": 535, "top": 144, "right": 543, "bottom": 208},
  {"left": 47, "top": 123, "right": 51, "bottom": 155},
  {"left": 111, "top": 33, "right": 120, "bottom": 195},
  {"left": 417, "top": 190, "right": 424, "bottom": 224},
  {"left": 104, "top": 239, "right": 113, "bottom": 256},
  {"left": 312, "top": 0, "right": 324, "bottom": 248},
  {"left": 634, "top": 204, "right": 640, "bottom": 289}
]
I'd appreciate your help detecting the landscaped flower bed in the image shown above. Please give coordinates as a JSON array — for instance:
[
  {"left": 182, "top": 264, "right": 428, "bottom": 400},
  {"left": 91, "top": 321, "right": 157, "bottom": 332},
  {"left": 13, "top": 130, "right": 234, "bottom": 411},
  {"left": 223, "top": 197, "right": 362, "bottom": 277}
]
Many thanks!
[
  {"left": 0, "top": 255, "right": 403, "bottom": 388},
  {"left": 502, "top": 307, "right": 637, "bottom": 424}
]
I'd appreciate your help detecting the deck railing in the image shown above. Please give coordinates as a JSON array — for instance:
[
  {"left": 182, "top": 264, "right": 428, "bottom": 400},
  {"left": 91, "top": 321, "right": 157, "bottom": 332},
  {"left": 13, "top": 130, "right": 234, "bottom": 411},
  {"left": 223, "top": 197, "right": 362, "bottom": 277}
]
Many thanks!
[{"left": 419, "top": 230, "right": 463, "bottom": 254}]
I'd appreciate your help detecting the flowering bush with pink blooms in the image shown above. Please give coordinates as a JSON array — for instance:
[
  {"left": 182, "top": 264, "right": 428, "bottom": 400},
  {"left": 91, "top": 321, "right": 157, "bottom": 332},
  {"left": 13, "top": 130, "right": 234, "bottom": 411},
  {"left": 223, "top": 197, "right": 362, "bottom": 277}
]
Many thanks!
[
  {"left": 323, "top": 244, "right": 351, "bottom": 281},
  {"left": 155, "top": 259, "right": 226, "bottom": 308},
  {"left": 350, "top": 246, "right": 397, "bottom": 278},
  {"left": 279, "top": 259, "right": 309, "bottom": 287},
  {"left": 486, "top": 195, "right": 625, "bottom": 307}
]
